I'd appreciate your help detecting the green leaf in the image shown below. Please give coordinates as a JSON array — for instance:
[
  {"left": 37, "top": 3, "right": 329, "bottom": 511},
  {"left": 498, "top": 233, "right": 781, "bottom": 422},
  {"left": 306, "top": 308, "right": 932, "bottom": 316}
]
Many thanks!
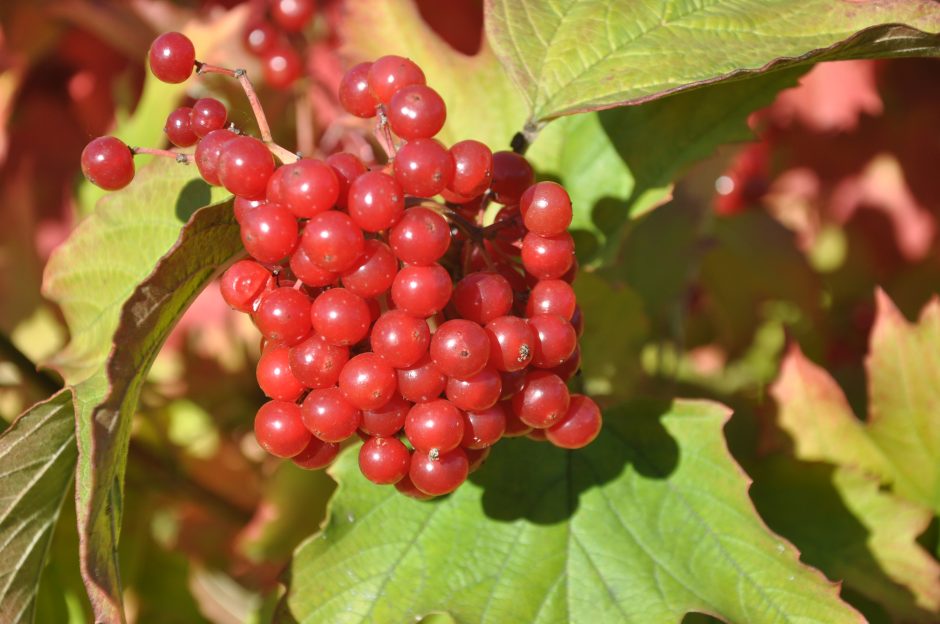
[
  {"left": 286, "top": 400, "right": 861, "bottom": 623},
  {"left": 338, "top": 0, "right": 527, "bottom": 149},
  {"left": 486, "top": 0, "right": 940, "bottom": 121},
  {"left": 0, "top": 390, "right": 76, "bottom": 624}
]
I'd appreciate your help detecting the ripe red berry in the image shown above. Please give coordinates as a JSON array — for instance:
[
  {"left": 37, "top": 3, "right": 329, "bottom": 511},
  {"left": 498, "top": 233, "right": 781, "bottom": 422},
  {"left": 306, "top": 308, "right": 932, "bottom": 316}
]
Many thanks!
[
  {"left": 502, "top": 400, "right": 533, "bottom": 437},
  {"left": 371, "top": 310, "right": 430, "bottom": 368},
  {"left": 339, "top": 62, "right": 378, "bottom": 118},
  {"left": 359, "top": 436, "right": 411, "bottom": 484},
  {"left": 520, "top": 181, "right": 573, "bottom": 236},
  {"left": 339, "top": 353, "right": 397, "bottom": 410},
  {"left": 389, "top": 207, "right": 451, "bottom": 265},
  {"left": 485, "top": 315, "right": 536, "bottom": 372},
  {"left": 500, "top": 369, "right": 527, "bottom": 399},
  {"left": 526, "top": 280, "right": 576, "bottom": 319},
  {"left": 409, "top": 448, "right": 468, "bottom": 496},
  {"left": 360, "top": 394, "right": 410, "bottom": 437},
  {"left": 341, "top": 240, "right": 398, "bottom": 298},
  {"left": 301, "top": 386, "right": 361, "bottom": 443},
  {"left": 267, "top": 159, "right": 340, "bottom": 218},
  {"left": 546, "top": 395, "right": 602, "bottom": 449},
  {"left": 521, "top": 231, "right": 575, "bottom": 280},
  {"left": 194, "top": 128, "right": 237, "bottom": 186},
  {"left": 397, "top": 354, "right": 447, "bottom": 403},
  {"left": 367, "top": 55, "right": 426, "bottom": 104},
  {"left": 395, "top": 472, "right": 434, "bottom": 499},
  {"left": 81, "top": 136, "right": 135, "bottom": 191},
  {"left": 445, "top": 367, "right": 501, "bottom": 411},
  {"left": 240, "top": 202, "right": 298, "bottom": 263},
  {"left": 254, "top": 400, "right": 311, "bottom": 458},
  {"left": 164, "top": 107, "right": 198, "bottom": 147},
  {"left": 148, "top": 32, "right": 195, "bottom": 84},
  {"left": 391, "top": 264, "right": 452, "bottom": 318},
  {"left": 271, "top": 0, "right": 316, "bottom": 32},
  {"left": 326, "top": 152, "right": 368, "bottom": 208},
  {"left": 219, "top": 136, "right": 275, "bottom": 200},
  {"left": 529, "top": 313, "right": 577, "bottom": 368},
  {"left": 347, "top": 171, "right": 404, "bottom": 232},
  {"left": 452, "top": 272, "right": 513, "bottom": 325},
  {"left": 219, "top": 260, "right": 273, "bottom": 312},
  {"left": 430, "top": 319, "right": 490, "bottom": 380},
  {"left": 292, "top": 437, "right": 340, "bottom": 470},
  {"left": 405, "top": 399, "right": 465, "bottom": 453},
  {"left": 257, "top": 345, "right": 306, "bottom": 401},
  {"left": 288, "top": 334, "right": 349, "bottom": 388},
  {"left": 289, "top": 245, "right": 339, "bottom": 287},
  {"left": 511, "top": 370, "right": 570, "bottom": 429},
  {"left": 190, "top": 97, "right": 228, "bottom": 138},
  {"left": 461, "top": 403, "right": 507, "bottom": 449},
  {"left": 243, "top": 20, "right": 280, "bottom": 56},
  {"left": 387, "top": 84, "right": 446, "bottom": 140},
  {"left": 253, "top": 287, "right": 312, "bottom": 346},
  {"left": 448, "top": 140, "right": 493, "bottom": 198},
  {"left": 262, "top": 45, "right": 303, "bottom": 89},
  {"left": 393, "top": 138, "right": 454, "bottom": 198},
  {"left": 491, "top": 151, "right": 534, "bottom": 205},
  {"left": 465, "top": 447, "right": 491, "bottom": 472},
  {"left": 549, "top": 345, "right": 581, "bottom": 381},
  {"left": 310, "top": 288, "right": 371, "bottom": 346},
  {"left": 234, "top": 197, "right": 265, "bottom": 224},
  {"left": 301, "top": 211, "right": 365, "bottom": 272}
]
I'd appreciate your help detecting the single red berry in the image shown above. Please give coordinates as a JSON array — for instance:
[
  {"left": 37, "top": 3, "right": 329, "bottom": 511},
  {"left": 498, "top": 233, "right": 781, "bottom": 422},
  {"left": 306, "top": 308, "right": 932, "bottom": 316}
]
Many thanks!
[
  {"left": 190, "top": 97, "right": 227, "bottom": 139},
  {"left": 339, "top": 62, "right": 378, "bottom": 118},
  {"left": 254, "top": 400, "right": 311, "bottom": 458},
  {"left": 511, "top": 370, "right": 570, "bottom": 429},
  {"left": 271, "top": 0, "right": 316, "bottom": 32},
  {"left": 262, "top": 45, "right": 303, "bottom": 89},
  {"left": 81, "top": 136, "right": 135, "bottom": 191},
  {"left": 253, "top": 287, "right": 312, "bottom": 346},
  {"left": 452, "top": 272, "right": 513, "bottom": 325},
  {"left": 409, "top": 448, "right": 468, "bottom": 496},
  {"left": 360, "top": 394, "right": 411, "bottom": 437},
  {"left": 395, "top": 472, "right": 434, "bottom": 499},
  {"left": 500, "top": 369, "right": 527, "bottom": 399},
  {"left": 397, "top": 354, "right": 447, "bottom": 403},
  {"left": 267, "top": 159, "right": 340, "bottom": 218},
  {"left": 520, "top": 181, "right": 573, "bottom": 236},
  {"left": 292, "top": 436, "right": 340, "bottom": 470},
  {"left": 367, "top": 55, "right": 425, "bottom": 104},
  {"left": 446, "top": 367, "right": 501, "bottom": 411},
  {"left": 527, "top": 428, "right": 549, "bottom": 442},
  {"left": 219, "top": 260, "right": 273, "bottom": 312},
  {"left": 219, "top": 136, "right": 275, "bottom": 200},
  {"left": 326, "top": 152, "right": 368, "bottom": 208},
  {"left": 310, "top": 288, "right": 371, "bottom": 346},
  {"left": 389, "top": 207, "right": 451, "bottom": 265},
  {"left": 359, "top": 436, "right": 411, "bottom": 484},
  {"left": 491, "top": 151, "right": 534, "bottom": 205},
  {"left": 257, "top": 345, "right": 306, "bottom": 401},
  {"left": 234, "top": 197, "right": 264, "bottom": 224},
  {"left": 341, "top": 240, "right": 398, "bottom": 298},
  {"left": 549, "top": 345, "right": 581, "bottom": 381},
  {"left": 547, "top": 395, "right": 602, "bottom": 449},
  {"left": 371, "top": 310, "right": 430, "bottom": 368},
  {"left": 570, "top": 304, "right": 584, "bottom": 338},
  {"left": 301, "top": 386, "right": 361, "bottom": 443},
  {"left": 485, "top": 315, "right": 536, "bottom": 372},
  {"left": 289, "top": 244, "right": 339, "bottom": 287},
  {"left": 521, "top": 232, "right": 575, "bottom": 280},
  {"left": 465, "top": 447, "right": 491, "bottom": 473},
  {"left": 448, "top": 140, "right": 492, "bottom": 198},
  {"left": 529, "top": 313, "right": 577, "bottom": 368},
  {"left": 526, "top": 280, "right": 576, "bottom": 319},
  {"left": 387, "top": 84, "right": 446, "bottom": 140},
  {"left": 164, "top": 107, "right": 198, "bottom": 147},
  {"left": 194, "top": 128, "right": 237, "bottom": 186},
  {"left": 393, "top": 139, "right": 454, "bottom": 198},
  {"left": 243, "top": 20, "right": 280, "bottom": 56},
  {"left": 288, "top": 334, "right": 349, "bottom": 388},
  {"left": 301, "top": 211, "right": 365, "bottom": 273},
  {"left": 391, "top": 264, "right": 452, "bottom": 318},
  {"left": 339, "top": 353, "right": 397, "bottom": 410},
  {"left": 347, "top": 171, "right": 404, "bottom": 232},
  {"left": 405, "top": 399, "right": 465, "bottom": 453},
  {"left": 148, "top": 32, "right": 195, "bottom": 84},
  {"left": 430, "top": 319, "right": 490, "bottom": 380},
  {"left": 240, "top": 202, "right": 298, "bottom": 264},
  {"left": 461, "top": 403, "right": 506, "bottom": 449},
  {"left": 502, "top": 400, "right": 533, "bottom": 437}
]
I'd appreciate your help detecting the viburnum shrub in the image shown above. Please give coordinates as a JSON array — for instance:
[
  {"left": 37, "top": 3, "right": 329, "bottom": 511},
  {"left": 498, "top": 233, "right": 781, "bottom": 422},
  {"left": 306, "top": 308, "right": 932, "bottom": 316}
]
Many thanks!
[{"left": 81, "top": 32, "right": 599, "bottom": 498}]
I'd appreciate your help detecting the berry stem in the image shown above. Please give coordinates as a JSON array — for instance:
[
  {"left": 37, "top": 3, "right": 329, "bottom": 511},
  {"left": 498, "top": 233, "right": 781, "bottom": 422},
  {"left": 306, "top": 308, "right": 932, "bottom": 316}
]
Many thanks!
[
  {"left": 131, "top": 146, "right": 193, "bottom": 164},
  {"left": 296, "top": 89, "right": 315, "bottom": 156},
  {"left": 373, "top": 107, "right": 397, "bottom": 159}
]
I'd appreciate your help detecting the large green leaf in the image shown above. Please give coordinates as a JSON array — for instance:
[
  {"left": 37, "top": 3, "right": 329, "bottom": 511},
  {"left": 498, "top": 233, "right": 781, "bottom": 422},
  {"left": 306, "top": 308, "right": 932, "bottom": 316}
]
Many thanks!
[
  {"left": 486, "top": 0, "right": 940, "bottom": 121},
  {"left": 286, "top": 400, "right": 861, "bottom": 623},
  {"left": 0, "top": 390, "right": 76, "bottom": 624}
]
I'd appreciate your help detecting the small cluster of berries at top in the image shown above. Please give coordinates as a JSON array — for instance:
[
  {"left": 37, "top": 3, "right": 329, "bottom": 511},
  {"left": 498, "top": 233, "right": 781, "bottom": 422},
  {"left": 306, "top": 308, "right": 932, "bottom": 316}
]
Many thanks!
[
  {"left": 79, "top": 31, "right": 602, "bottom": 499},
  {"left": 242, "top": 0, "right": 317, "bottom": 89}
]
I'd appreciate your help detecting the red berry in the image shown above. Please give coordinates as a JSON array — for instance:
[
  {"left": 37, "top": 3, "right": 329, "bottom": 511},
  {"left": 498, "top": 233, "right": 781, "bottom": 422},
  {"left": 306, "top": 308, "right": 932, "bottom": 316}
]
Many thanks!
[
  {"left": 511, "top": 370, "right": 570, "bottom": 429},
  {"left": 262, "top": 45, "right": 303, "bottom": 89},
  {"left": 502, "top": 400, "right": 533, "bottom": 437},
  {"left": 409, "top": 448, "right": 468, "bottom": 496},
  {"left": 526, "top": 280, "right": 576, "bottom": 319},
  {"left": 194, "top": 128, "right": 237, "bottom": 186},
  {"left": 240, "top": 202, "right": 298, "bottom": 263},
  {"left": 484, "top": 315, "right": 536, "bottom": 372},
  {"left": 81, "top": 136, "right": 134, "bottom": 190},
  {"left": 549, "top": 345, "right": 581, "bottom": 381},
  {"left": 148, "top": 32, "right": 195, "bottom": 84},
  {"left": 359, "top": 436, "right": 411, "bottom": 484},
  {"left": 339, "top": 353, "right": 397, "bottom": 410},
  {"left": 520, "top": 181, "right": 572, "bottom": 236},
  {"left": 491, "top": 151, "right": 534, "bottom": 205},
  {"left": 271, "top": 0, "right": 316, "bottom": 32},
  {"left": 292, "top": 436, "right": 340, "bottom": 470},
  {"left": 288, "top": 334, "right": 349, "bottom": 388},
  {"left": 367, "top": 55, "right": 425, "bottom": 104},
  {"left": 302, "top": 387, "right": 361, "bottom": 443},
  {"left": 448, "top": 140, "right": 492, "bottom": 198},
  {"left": 347, "top": 171, "right": 404, "bottom": 232},
  {"left": 254, "top": 400, "right": 311, "bottom": 457},
  {"left": 190, "top": 97, "right": 227, "bottom": 139},
  {"left": 253, "top": 287, "right": 312, "bottom": 346},
  {"left": 387, "top": 85, "right": 446, "bottom": 140},
  {"left": 164, "top": 107, "right": 198, "bottom": 147},
  {"left": 570, "top": 304, "right": 584, "bottom": 338},
  {"left": 243, "top": 20, "right": 279, "bottom": 56},
  {"left": 341, "top": 240, "right": 398, "bottom": 298},
  {"left": 289, "top": 245, "right": 339, "bottom": 287},
  {"left": 521, "top": 232, "right": 575, "bottom": 280},
  {"left": 430, "top": 319, "right": 490, "bottom": 379},
  {"left": 360, "top": 394, "right": 411, "bottom": 437},
  {"left": 267, "top": 159, "right": 340, "bottom": 218},
  {"left": 219, "top": 260, "right": 273, "bottom": 312},
  {"left": 371, "top": 310, "right": 430, "bottom": 368},
  {"left": 465, "top": 447, "right": 491, "bottom": 472},
  {"left": 397, "top": 354, "right": 446, "bottom": 403},
  {"left": 301, "top": 211, "right": 365, "bottom": 272},
  {"left": 452, "top": 272, "right": 513, "bottom": 325},
  {"left": 500, "top": 369, "right": 527, "bottom": 399},
  {"left": 310, "top": 288, "right": 371, "bottom": 346},
  {"left": 446, "top": 367, "right": 501, "bottom": 411},
  {"left": 339, "top": 62, "right": 378, "bottom": 118},
  {"left": 405, "top": 399, "right": 464, "bottom": 453},
  {"left": 547, "top": 395, "right": 602, "bottom": 449},
  {"left": 326, "top": 152, "right": 367, "bottom": 208},
  {"left": 389, "top": 207, "right": 451, "bottom": 265},
  {"left": 234, "top": 198, "right": 264, "bottom": 224},
  {"left": 393, "top": 138, "right": 454, "bottom": 198},
  {"left": 257, "top": 345, "right": 306, "bottom": 400},
  {"left": 219, "top": 136, "right": 275, "bottom": 200},
  {"left": 391, "top": 264, "right": 452, "bottom": 318},
  {"left": 461, "top": 403, "right": 506, "bottom": 449},
  {"left": 529, "top": 313, "right": 577, "bottom": 368},
  {"left": 395, "top": 472, "right": 433, "bottom": 499}
]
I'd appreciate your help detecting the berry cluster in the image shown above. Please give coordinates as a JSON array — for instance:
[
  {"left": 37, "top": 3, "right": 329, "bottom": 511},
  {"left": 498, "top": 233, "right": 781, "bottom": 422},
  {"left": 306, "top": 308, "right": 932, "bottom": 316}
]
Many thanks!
[
  {"left": 80, "top": 33, "right": 601, "bottom": 499},
  {"left": 242, "top": 0, "right": 316, "bottom": 89}
]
